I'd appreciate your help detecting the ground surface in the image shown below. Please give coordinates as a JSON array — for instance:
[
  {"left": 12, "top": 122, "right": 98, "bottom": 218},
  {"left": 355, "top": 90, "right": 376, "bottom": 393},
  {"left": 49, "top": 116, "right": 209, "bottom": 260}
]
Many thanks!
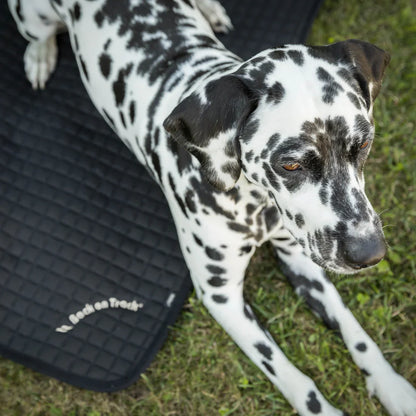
[{"left": 1, "top": 0, "right": 415, "bottom": 415}]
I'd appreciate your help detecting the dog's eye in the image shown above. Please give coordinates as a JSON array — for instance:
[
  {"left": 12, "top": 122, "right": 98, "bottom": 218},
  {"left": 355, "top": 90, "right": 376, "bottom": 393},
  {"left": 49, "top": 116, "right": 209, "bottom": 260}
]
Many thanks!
[
  {"left": 360, "top": 141, "right": 369, "bottom": 150},
  {"left": 282, "top": 162, "right": 301, "bottom": 171}
]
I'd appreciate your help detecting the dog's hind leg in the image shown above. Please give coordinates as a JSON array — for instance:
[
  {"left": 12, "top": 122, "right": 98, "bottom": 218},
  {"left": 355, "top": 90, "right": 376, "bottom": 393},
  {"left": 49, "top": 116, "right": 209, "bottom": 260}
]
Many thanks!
[
  {"left": 271, "top": 228, "right": 416, "bottom": 416},
  {"left": 195, "top": 0, "right": 233, "bottom": 33},
  {"left": 8, "top": 0, "right": 65, "bottom": 89}
]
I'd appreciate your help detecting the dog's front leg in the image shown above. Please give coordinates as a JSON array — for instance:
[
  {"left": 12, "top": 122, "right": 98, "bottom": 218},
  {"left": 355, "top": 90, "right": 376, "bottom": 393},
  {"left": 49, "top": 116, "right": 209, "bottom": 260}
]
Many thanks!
[
  {"left": 271, "top": 228, "right": 416, "bottom": 416},
  {"left": 202, "top": 292, "right": 347, "bottom": 415},
  {"left": 178, "top": 229, "right": 346, "bottom": 416}
]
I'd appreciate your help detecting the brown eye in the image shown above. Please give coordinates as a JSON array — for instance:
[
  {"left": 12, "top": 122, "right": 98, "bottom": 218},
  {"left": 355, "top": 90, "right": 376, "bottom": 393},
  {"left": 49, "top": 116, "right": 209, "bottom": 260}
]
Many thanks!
[
  {"left": 282, "top": 162, "right": 301, "bottom": 171},
  {"left": 360, "top": 141, "right": 369, "bottom": 149}
]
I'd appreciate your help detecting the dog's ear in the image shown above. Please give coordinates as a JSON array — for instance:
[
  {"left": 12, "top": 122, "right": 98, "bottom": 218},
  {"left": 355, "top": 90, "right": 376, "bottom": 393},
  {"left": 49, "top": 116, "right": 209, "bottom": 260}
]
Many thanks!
[
  {"left": 163, "top": 75, "right": 257, "bottom": 191},
  {"left": 310, "top": 39, "right": 390, "bottom": 108}
]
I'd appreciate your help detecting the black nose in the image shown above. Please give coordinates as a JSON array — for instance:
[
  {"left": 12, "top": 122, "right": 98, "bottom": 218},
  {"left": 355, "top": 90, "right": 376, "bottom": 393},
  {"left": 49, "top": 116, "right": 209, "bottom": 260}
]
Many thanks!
[{"left": 345, "top": 235, "right": 387, "bottom": 269}]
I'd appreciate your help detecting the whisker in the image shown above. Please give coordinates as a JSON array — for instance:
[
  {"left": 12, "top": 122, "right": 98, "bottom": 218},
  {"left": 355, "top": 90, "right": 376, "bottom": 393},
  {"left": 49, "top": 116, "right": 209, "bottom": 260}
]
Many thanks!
[{"left": 377, "top": 207, "right": 392, "bottom": 216}]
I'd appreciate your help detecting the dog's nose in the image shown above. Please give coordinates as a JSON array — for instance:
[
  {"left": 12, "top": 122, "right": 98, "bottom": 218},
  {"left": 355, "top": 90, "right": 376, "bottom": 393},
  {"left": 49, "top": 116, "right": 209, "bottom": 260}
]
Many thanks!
[{"left": 344, "top": 235, "right": 387, "bottom": 269}]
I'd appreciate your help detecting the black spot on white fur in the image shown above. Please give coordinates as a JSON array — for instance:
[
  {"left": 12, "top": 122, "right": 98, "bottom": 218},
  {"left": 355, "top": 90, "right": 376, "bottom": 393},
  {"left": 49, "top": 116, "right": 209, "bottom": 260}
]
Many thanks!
[
  {"left": 129, "top": 100, "right": 136, "bottom": 124},
  {"left": 205, "top": 246, "right": 224, "bottom": 261},
  {"left": 151, "top": 152, "right": 162, "bottom": 182},
  {"left": 355, "top": 342, "right": 367, "bottom": 352},
  {"left": 347, "top": 92, "right": 361, "bottom": 109},
  {"left": 267, "top": 82, "right": 285, "bottom": 104},
  {"left": 15, "top": 0, "right": 24, "bottom": 23},
  {"left": 212, "top": 294, "right": 228, "bottom": 304},
  {"left": 73, "top": 2, "right": 81, "bottom": 21},
  {"left": 184, "top": 189, "right": 197, "bottom": 213},
  {"left": 240, "top": 118, "right": 259, "bottom": 144},
  {"left": 268, "top": 50, "right": 286, "bottom": 61},
  {"left": 255, "top": 342, "right": 273, "bottom": 360},
  {"left": 113, "top": 71, "right": 125, "bottom": 106},
  {"left": 262, "top": 361, "right": 276, "bottom": 376},
  {"left": 243, "top": 303, "right": 255, "bottom": 321},
  {"left": 288, "top": 50, "right": 304, "bottom": 66},
  {"left": 168, "top": 173, "right": 188, "bottom": 218},
  {"left": 99, "top": 52, "right": 112, "bottom": 79},
  {"left": 104, "top": 39, "right": 111, "bottom": 50},
  {"left": 119, "top": 110, "right": 126, "bottom": 129},
  {"left": 266, "top": 133, "right": 280, "bottom": 149},
  {"left": 112, "top": 64, "right": 133, "bottom": 107},
  {"left": 227, "top": 221, "right": 251, "bottom": 234},
  {"left": 94, "top": 10, "right": 104, "bottom": 27},
  {"left": 102, "top": 109, "right": 115, "bottom": 130},
  {"left": 306, "top": 391, "right": 322, "bottom": 414},
  {"left": 317, "top": 67, "right": 344, "bottom": 104},
  {"left": 295, "top": 213, "right": 305, "bottom": 228},
  {"left": 206, "top": 264, "right": 226, "bottom": 274},
  {"left": 193, "top": 233, "right": 203, "bottom": 246},
  {"left": 208, "top": 276, "right": 227, "bottom": 287},
  {"left": 73, "top": 34, "right": 79, "bottom": 51},
  {"left": 319, "top": 184, "right": 328, "bottom": 205}
]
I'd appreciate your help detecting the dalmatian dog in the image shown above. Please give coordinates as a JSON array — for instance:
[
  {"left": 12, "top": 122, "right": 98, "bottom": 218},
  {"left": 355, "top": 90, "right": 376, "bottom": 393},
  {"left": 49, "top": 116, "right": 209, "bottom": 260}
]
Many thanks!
[{"left": 8, "top": 0, "right": 416, "bottom": 414}]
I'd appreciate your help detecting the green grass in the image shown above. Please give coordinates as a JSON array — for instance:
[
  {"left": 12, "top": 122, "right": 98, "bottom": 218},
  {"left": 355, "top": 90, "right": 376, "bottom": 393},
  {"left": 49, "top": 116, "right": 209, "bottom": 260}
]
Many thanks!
[{"left": 1, "top": 0, "right": 416, "bottom": 415}]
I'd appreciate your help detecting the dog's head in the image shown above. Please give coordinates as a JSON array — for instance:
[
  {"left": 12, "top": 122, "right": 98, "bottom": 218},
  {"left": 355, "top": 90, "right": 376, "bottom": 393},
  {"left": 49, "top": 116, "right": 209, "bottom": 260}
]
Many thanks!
[{"left": 164, "top": 40, "right": 390, "bottom": 274}]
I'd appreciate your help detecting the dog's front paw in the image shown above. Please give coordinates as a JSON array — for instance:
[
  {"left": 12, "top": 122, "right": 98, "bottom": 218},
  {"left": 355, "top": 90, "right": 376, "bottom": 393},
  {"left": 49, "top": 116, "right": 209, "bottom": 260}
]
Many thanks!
[
  {"left": 366, "top": 367, "right": 416, "bottom": 416},
  {"left": 24, "top": 36, "right": 57, "bottom": 90}
]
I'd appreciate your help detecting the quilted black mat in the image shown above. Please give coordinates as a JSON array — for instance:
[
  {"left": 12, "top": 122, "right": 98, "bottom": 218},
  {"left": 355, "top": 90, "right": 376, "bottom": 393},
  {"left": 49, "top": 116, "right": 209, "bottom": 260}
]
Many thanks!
[{"left": 0, "top": 0, "right": 322, "bottom": 392}]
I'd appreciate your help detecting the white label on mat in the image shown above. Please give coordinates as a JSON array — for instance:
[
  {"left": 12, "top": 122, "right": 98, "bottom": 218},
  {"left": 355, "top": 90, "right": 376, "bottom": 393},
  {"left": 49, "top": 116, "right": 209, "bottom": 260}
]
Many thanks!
[
  {"left": 165, "top": 292, "right": 176, "bottom": 307},
  {"left": 55, "top": 297, "right": 144, "bottom": 333}
]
